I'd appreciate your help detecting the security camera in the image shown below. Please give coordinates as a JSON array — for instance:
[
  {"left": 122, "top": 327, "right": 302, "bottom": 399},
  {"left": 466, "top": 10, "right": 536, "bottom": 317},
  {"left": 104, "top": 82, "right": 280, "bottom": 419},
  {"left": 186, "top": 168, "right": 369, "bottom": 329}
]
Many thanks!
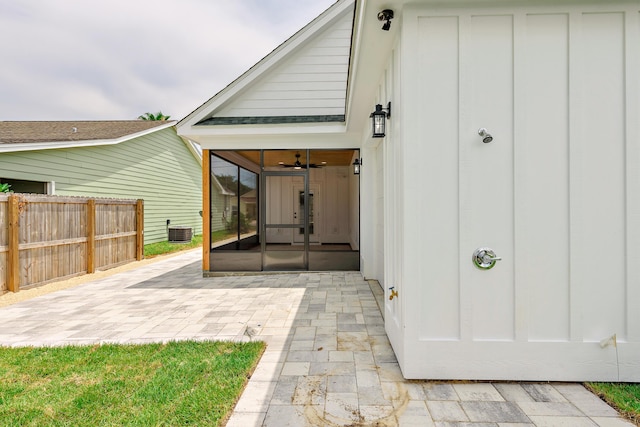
[{"left": 377, "top": 9, "right": 394, "bottom": 31}]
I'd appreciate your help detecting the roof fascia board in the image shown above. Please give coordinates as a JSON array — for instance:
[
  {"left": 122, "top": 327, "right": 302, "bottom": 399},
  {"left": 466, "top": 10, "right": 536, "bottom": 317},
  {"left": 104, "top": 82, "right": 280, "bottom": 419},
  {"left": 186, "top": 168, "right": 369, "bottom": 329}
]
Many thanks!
[
  {"left": 179, "top": 136, "right": 203, "bottom": 166},
  {"left": 211, "top": 174, "right": 235, "bottom": 196},
  {"left": 345, "top": 0, "right": 366, "bottom": 129},
  {"left": 0, "top": 121, "right": 177, "bottom": 154},
  {"left": 187, "top": 132, "right": 361, "bottom": 151},
  {"left": 181, "top": 122, "right": 348, "bottom": 138},
  {"left": 178, "top": 0, "right": 355, "bottom": 130}
]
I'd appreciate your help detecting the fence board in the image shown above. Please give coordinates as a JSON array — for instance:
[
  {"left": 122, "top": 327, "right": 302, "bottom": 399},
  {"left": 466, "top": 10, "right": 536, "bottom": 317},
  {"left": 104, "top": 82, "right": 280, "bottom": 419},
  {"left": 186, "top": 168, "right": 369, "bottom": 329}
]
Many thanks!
[
  {"left": 0, "top": 194, "right": 142, "bottom": 293},
  {"left": 0, "top": 197, "right": 6, "bottom": 291}
]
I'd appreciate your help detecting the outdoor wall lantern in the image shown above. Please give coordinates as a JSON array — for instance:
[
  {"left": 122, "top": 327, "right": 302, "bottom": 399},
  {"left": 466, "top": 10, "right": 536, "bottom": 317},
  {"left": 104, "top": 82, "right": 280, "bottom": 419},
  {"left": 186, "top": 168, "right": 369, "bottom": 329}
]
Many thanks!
[
  {"left": 378, "top": 9, "right": 394, "bottom": 31},
  {"left": 353, "top": 158, "right": 361, "bottom": 175},
  {"left": 370, "top": 102, "right": 391, "bottom": 138}
]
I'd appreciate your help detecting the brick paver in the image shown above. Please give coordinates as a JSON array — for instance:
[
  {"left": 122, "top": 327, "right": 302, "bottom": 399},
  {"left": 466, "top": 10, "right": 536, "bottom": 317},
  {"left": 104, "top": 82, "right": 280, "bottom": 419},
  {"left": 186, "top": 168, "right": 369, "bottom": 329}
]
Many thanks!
[{"left": 0, "top": 250, "right": 634, "bottom": 426}]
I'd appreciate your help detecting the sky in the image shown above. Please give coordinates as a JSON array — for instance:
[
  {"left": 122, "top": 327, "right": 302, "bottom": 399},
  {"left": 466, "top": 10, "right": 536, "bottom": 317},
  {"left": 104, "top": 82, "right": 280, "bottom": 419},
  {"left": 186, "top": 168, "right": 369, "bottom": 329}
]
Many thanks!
[{"left": 0, "top": 0, "right": 337, "bottom": 121}]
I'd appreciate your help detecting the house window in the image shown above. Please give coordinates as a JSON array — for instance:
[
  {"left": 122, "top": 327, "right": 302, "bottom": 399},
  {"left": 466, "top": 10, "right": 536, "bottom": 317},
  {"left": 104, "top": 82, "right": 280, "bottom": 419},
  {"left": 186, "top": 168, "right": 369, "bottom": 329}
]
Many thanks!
[{"left": 0, "top": 178, "right": 53, "bottom": 194}]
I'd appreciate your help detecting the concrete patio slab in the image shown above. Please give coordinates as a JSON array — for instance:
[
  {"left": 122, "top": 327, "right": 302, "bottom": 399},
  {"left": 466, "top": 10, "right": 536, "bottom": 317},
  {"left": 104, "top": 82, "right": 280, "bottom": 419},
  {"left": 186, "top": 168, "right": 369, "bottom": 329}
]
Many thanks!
[{"left": 0, "top": 250, "right": 634, "bottom": 427}]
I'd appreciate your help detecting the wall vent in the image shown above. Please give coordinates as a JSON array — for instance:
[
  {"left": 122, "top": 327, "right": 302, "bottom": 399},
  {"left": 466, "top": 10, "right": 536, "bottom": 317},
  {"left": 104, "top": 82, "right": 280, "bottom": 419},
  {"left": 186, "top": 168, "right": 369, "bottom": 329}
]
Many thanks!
[{"left": 168, "top": 226, "right": 192, "bottom": 243}]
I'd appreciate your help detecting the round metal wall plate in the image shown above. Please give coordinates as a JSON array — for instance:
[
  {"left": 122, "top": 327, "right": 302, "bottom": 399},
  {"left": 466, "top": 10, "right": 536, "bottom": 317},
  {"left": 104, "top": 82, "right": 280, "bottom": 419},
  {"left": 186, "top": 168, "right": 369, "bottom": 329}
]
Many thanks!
[{"left": 472, "top": 247, "right": 501, "bottom": 270}]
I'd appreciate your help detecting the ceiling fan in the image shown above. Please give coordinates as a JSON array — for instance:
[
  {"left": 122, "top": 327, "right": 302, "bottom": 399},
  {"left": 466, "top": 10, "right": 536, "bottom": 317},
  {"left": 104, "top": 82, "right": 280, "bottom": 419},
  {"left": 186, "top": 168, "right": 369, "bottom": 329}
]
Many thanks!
[{"left": 278, "top": 152, "right": 324, "bottom": 169}]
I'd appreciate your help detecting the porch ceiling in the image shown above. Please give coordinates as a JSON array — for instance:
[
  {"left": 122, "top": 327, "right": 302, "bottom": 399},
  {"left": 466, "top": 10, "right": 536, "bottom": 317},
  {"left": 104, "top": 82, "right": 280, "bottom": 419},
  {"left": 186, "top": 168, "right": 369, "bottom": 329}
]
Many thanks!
[{"left": 235, "top": 149, "right": 356, "bottom": 167}]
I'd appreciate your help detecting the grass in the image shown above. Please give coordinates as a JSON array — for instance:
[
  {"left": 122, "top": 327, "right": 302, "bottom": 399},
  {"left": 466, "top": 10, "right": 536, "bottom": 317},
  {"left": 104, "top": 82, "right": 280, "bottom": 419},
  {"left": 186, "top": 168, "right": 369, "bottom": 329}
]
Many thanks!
[
  {"left": 144, "top": 235, "right": 203, "bottom": 258},
  {"left": 586, "top": 382, "right": 640, "bottom": 425},
  {"left": 211, "top": 229, "right": 237, "bottom": 243},
  {"left": 143, "top": 230, "right": 252, "bottom": 258},
  {"left": 0, "top": 340, "right": 265, "bottom": 427}
]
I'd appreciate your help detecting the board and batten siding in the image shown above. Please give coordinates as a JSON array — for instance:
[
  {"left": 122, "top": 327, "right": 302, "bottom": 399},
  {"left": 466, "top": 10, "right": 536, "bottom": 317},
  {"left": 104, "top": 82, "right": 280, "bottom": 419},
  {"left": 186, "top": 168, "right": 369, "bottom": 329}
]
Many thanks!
[
  {"left": 216, "top": 4, "right": 353, "bottom": 118},
  {"left": 392, "top": 2, "right": 640, "bottom": 381},
  {"left": 0, "top": 127, "right": 202, "bottom": 244}
]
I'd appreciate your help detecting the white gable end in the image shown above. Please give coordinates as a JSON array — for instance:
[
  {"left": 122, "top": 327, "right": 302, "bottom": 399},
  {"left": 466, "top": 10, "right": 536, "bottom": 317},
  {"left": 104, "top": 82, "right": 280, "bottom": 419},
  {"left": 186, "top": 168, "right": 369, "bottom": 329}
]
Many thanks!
[{"left": 206, "top": 4, "right": 353, "bottom": 120}]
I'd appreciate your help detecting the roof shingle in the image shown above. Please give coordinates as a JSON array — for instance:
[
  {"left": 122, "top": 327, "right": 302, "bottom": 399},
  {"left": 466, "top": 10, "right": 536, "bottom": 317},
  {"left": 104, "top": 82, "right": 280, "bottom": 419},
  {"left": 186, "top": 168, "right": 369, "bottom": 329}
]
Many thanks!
[{"left": 0, "top": 121, "right": 174, "bottom": 144}]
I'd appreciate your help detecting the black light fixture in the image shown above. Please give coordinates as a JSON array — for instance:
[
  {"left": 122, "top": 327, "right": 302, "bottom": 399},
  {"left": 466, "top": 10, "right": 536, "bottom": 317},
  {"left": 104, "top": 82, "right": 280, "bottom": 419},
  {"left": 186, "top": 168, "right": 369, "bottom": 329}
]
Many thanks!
[
  {"left": 370, "top": 102, "right": 391, "bottom": 138},
  {"left": 353, "top": 158, "right": 361, "bottom": 175},
  {"left": 378, "top": 9, "right": 394, "bottom": 31}
]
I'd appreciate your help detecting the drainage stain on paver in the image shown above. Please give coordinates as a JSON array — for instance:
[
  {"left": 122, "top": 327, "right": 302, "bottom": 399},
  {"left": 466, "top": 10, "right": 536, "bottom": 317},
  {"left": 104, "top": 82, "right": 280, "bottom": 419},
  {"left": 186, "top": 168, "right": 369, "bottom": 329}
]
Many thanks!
[
  {"left": 0, "top": 250, "right": 633, "bottom": 426},
  {"left": 521, "top": 383, "right": 568, "bottom": 403},
  {"left": 453, "top": 384, "right": 504, "bottom": 402},
  {"left": 462, "top": 401, "right": 530, "bottom": 423},
  {"left": 429, "top": 401, "right": 470, "bottom": 423},
  {"left": 296, "top": 382, "right": 410, "bottom": 427},
  {"left": 517, "top": 401, "right": 586, "bottom": 417},
  {"left": 424, "top": 383, "right": 460, "bottom": 401}
]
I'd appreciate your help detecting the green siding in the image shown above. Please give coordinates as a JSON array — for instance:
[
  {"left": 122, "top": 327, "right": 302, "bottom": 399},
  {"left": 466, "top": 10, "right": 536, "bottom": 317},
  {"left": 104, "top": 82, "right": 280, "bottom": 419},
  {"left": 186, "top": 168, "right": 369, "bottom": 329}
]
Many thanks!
[
  {"left": 0, "top": 127, "right": 202, "bottom": 244},
  {"left": 211, "top": 185, "right": 228, "bottom": 233}
]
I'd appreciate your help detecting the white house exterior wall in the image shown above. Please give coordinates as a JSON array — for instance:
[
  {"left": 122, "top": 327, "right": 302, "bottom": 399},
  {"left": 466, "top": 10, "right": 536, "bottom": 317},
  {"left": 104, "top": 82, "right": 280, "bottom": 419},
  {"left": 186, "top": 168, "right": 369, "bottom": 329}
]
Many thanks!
[
  {"left": 366, "top": 41, "right": 406, "bottom": 372},
  {"left": 386, "top": 43, "right": 406, "bottom": 374},
  {"left": 215, "top": 7, "right": 353, "bottom": 118},
  {"left": 393, "top": 1, "right": 640, "bottom": 381}
]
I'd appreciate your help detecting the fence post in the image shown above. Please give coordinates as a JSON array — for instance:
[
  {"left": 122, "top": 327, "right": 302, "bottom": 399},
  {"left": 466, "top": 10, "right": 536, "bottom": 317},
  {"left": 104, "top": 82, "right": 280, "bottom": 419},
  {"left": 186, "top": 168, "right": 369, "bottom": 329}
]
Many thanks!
[
  {"left": 7, "top": 195, "right": 19, "bottom": 292},
  {"left": 87, "top": 199, "right": 96, "bottom": 274},
  {"left": 202, "top": 150, "right": 210, "bottom": 272},
  {"left": 136, "top": 199, "right": 144, "bottom": 261}
]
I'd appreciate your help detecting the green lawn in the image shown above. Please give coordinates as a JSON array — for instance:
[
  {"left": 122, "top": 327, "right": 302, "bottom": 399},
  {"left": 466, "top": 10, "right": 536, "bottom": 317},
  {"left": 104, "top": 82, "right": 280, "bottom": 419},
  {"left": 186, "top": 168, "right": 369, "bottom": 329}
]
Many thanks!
[
  {"left": 144, "top": 235, "right": 203, "bottom": 258},
  {"left": 587, "top": 382, "right": 640, "bottom": 425},
  {"left": 0, "top": 341, "right": 265, "bottom": 427},
  {"left": 211, "top": 229, "right": 237, "bottom": 243},
  {"left": 144, "top": 230, "right": 255, "bottom": 257}
]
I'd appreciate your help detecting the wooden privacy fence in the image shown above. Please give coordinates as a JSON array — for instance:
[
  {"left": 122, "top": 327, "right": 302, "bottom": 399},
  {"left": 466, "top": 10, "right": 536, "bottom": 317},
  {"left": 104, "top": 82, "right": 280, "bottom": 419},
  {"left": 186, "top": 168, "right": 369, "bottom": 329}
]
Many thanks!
[{"left": 0, "top": 194, "right": 143, "bottom": 293}]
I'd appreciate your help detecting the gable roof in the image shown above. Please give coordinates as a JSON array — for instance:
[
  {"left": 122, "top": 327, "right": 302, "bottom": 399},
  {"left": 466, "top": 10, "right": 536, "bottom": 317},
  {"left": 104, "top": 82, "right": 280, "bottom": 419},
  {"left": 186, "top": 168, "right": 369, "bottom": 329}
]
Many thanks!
[
  {"left": 0, "top": 120, "right": 177, "bottom": 153},
  {"left": 178, "top": 0, "right": 355, "bottom": 136}
]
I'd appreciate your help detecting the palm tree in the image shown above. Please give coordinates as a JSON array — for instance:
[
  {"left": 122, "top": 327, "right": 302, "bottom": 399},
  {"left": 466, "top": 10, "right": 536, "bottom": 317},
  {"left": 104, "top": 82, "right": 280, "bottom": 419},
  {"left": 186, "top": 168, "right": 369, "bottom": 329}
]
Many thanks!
[{"left": 138, "top": 112, "right": 171, "bottom": 121}]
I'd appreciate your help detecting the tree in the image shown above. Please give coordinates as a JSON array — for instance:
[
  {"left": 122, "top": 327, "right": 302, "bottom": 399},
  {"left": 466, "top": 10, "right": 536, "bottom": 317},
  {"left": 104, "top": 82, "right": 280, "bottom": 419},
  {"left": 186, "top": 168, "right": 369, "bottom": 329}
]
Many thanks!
[
  {"left": 138, "top": 112, "right": 171, "bottom": 121},
  {"left": 0, "top": 183, "right": 11, "bottom": 193}
]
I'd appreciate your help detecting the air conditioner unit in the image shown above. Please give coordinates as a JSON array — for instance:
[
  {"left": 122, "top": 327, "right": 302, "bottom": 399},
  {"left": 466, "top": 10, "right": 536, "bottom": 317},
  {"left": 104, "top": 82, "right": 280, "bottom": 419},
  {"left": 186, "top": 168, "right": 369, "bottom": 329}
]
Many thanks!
[{"left": 168, "top": 226, "right": 192, "bottom": 243}]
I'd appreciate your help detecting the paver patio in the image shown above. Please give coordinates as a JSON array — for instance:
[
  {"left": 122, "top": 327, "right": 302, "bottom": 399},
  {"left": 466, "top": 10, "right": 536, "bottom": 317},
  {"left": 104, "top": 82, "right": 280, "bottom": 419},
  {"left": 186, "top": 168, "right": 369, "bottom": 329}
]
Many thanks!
[{"left": 0, "top": 250, "right": 634, "bottom": 426}]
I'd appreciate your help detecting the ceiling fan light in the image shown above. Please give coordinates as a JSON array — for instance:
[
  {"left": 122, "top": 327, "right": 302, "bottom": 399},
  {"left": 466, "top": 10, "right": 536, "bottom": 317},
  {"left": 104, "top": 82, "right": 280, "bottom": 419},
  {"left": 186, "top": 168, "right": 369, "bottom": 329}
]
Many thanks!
[{"left": 279, "top": 151, "right": 326, "bottom": 169}]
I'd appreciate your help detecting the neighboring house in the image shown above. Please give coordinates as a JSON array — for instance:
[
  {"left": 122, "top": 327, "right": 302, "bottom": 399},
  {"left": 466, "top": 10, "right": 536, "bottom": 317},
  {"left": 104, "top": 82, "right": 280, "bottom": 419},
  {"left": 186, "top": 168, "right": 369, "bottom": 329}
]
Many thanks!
[
  {"left": 210, "top": 172, "right": 235, "bottom": 238},
  {"left": 177, "top": 0, "right": 640, "bottom": 382},
  {"left": 0, "top": 121, "right": 202, "bottom": 244}
]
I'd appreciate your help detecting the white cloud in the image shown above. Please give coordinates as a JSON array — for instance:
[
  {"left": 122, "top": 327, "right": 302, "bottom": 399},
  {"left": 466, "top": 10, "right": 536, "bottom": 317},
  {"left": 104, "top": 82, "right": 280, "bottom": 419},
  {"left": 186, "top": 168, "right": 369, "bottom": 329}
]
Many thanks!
[{"left": 0, "top": 0, "right": 337, "bottom": 120}]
